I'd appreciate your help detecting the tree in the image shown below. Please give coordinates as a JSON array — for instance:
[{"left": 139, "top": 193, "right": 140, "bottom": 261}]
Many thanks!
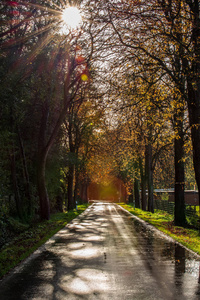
[
  {"left": 36, "top": 43, "right": 91, "bottom": 219},
  {"left": 109, "top": 0, "right": 200, "bottom": 202},
  {"left": 157, "top": 0, "right": 200, "bottom": 204},
  {"left": 0, "top": 1, "right": 93, "bottom": 219},
  {"left": 85, "top": 0, "right": 196, "bottom": 225}
]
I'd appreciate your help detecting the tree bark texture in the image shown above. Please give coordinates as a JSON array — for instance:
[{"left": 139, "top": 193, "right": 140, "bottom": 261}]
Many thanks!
[
  {"left": 174, "top": 105, "right": 186, "bottom": 226},
  {"left": 74, "top": 167, "right": 80, "bottom": 205},
  {"left": 174, "top": 138, "right": 186, "bottom": 226},
  {"left": 67, "top": 164, "right": 76, "bottom": 210},
  {"left": 134, "top": 178, "right": 140, "bottom": 208},
  {"left": 134, "top": 160, "right": 140, "bottom": 208},
  {"left": 146, "top": 143, "right": 154, "bottom": 213},
  {"left": 187, "top": 84, "right": 200, "bottom": 208},
  {"left": 139, "top": 156, "right": 147, "bottom": 211},
  {"left": 10, "top": 152, "right": 23, "bottom": 219},
  {"left": 37, "top": 152, "right": 50, "bottom": 220},
  {"left": 80, "top": 182, "right": 88, "bottom": 203},
  {"left": 17, "top": 127, "right": 32, "bottom": 216},
  {"left": 182, "top": 1, "right": 200, "bottom": 207},
  {"left": 37, "top": 101, "right": 50, "bottom": 220}
]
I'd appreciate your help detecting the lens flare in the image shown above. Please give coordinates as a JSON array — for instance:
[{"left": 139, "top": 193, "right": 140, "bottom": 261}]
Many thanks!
[{"left": 81, "top": 74, "right": 88, "bottom": 81}]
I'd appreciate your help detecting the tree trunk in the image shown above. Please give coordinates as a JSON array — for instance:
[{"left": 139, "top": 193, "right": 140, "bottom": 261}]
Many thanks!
[
  {"left": 74, "top": 181, "right": 78, "bottom": 206},
  {"left": 36, "top": 63, "right": 79, "bottom": 219},
  {"left": 17, "top": 126, "right": 32, "bottom": 216},
  {"left": 146, "top": 143, "right": 154, "bottom": 213},
  {"left": 134, "top": 177, "right": 140, "bottom": 208},
  {"left": 174, "top": 105, "right": 186, "bottom": 226},
  {"left": 10, "top": 151, "right": 23, "bottom": 219},
  {"left": 67, "top": 164, "right": 76, "bottom": 210},
  {"left": 80, "top": 181, "right": 88, "bottom": 203},
  {"left": 187, "top": 86, "right": 200, "bottom": 207},
  {"left": 139, "top": 156, "right": 147, "bottom": 211},
  {"left": 74, "top": 166, "right": 80, "bottom": 205},
  {"left": 10, "top": 109, "right": 23, "bottom": 219},
  {"left": 134, "top": 160, "right": 140, "bottom": 208},
  {"left": 185, "top": 2, "right": 200, "bottom": 209},
  {"left": 37, "top": 101, "right": 50, "bottom": 220},
  {"left": 37, "top": 152, "right": 50, "bottom": 220}
]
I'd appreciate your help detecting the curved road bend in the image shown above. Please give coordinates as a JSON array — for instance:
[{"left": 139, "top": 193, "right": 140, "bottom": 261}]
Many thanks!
[{"left": 0, "top": 202, "right": 200, "bottom": 300}]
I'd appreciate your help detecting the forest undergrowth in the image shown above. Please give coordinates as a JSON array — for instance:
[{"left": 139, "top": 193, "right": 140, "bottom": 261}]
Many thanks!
[{"left": 0, "top": 204, "right": 90, "bottom": 279}]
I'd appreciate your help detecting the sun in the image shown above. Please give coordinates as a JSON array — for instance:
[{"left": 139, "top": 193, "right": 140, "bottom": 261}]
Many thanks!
[{"left": 61, "top": 7, "right": 82, "bottom": 29}]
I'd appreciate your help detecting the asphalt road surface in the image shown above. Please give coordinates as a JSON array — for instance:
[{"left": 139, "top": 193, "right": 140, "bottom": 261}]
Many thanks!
[{"left": 0, "top": 202, "right": 200, "bottom": 300}]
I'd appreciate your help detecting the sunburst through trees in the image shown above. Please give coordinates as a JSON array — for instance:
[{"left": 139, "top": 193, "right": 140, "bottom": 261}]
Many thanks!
[{"left": 0, "top": 1, "right": 83, "bottom": 66}]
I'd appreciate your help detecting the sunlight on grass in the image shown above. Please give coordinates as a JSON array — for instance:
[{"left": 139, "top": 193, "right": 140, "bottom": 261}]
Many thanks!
[{"left": 119, "top": 203, "right": 200, "bottom": 256}]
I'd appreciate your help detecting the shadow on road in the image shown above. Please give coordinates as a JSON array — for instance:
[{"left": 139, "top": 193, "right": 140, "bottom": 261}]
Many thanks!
[{"left": 0, "top": 202, "right": 200, "bottom": 300}]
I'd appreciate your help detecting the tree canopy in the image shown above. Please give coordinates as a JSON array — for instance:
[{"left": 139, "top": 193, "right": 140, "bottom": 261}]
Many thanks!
[{"left": 0, "top": 0, "right": 199, "bottom": 230}]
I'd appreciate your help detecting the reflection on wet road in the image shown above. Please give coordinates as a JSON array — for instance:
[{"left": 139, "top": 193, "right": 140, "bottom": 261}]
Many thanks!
[{"left": 0, "top": 202, "right": 200, "bottom": 299}]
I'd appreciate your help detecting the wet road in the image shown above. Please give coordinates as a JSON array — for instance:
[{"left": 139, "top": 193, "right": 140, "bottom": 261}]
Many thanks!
[{"left": 0, "top": 202, "right": 200, "bottom": 299}]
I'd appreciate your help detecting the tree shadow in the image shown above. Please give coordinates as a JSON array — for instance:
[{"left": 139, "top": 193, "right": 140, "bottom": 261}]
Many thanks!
[{"left": 0, "top": 209, "right": 111, "bottom": 300}]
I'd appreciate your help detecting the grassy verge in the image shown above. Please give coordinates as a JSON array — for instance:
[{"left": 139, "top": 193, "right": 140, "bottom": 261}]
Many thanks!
[
  {"left": 119, "top": 203, "right": 200, "bottom": 256},
  {"left": 0, "top": 204, "right": 90, "bottom": 279}
]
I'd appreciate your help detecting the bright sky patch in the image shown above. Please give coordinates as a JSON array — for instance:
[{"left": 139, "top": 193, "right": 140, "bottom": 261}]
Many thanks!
[{"left": 62, "top": 7, "right": 82, "bottom": 29}]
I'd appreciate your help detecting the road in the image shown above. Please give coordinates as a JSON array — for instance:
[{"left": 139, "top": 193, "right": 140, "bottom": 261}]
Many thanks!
[{"left": 0, "top": 202, "right": 200, "bottom": 299}]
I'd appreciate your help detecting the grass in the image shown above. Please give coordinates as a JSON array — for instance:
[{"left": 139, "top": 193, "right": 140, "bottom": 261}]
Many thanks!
[
  {"left": 186, "top": 205, "right": 200, "bottom": 216},
  {"left": 0, "top": 204, "right": 90, "bottom": 279},
  {"left": 119, "top": 203, "right": 200, "bottom": 256}
]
